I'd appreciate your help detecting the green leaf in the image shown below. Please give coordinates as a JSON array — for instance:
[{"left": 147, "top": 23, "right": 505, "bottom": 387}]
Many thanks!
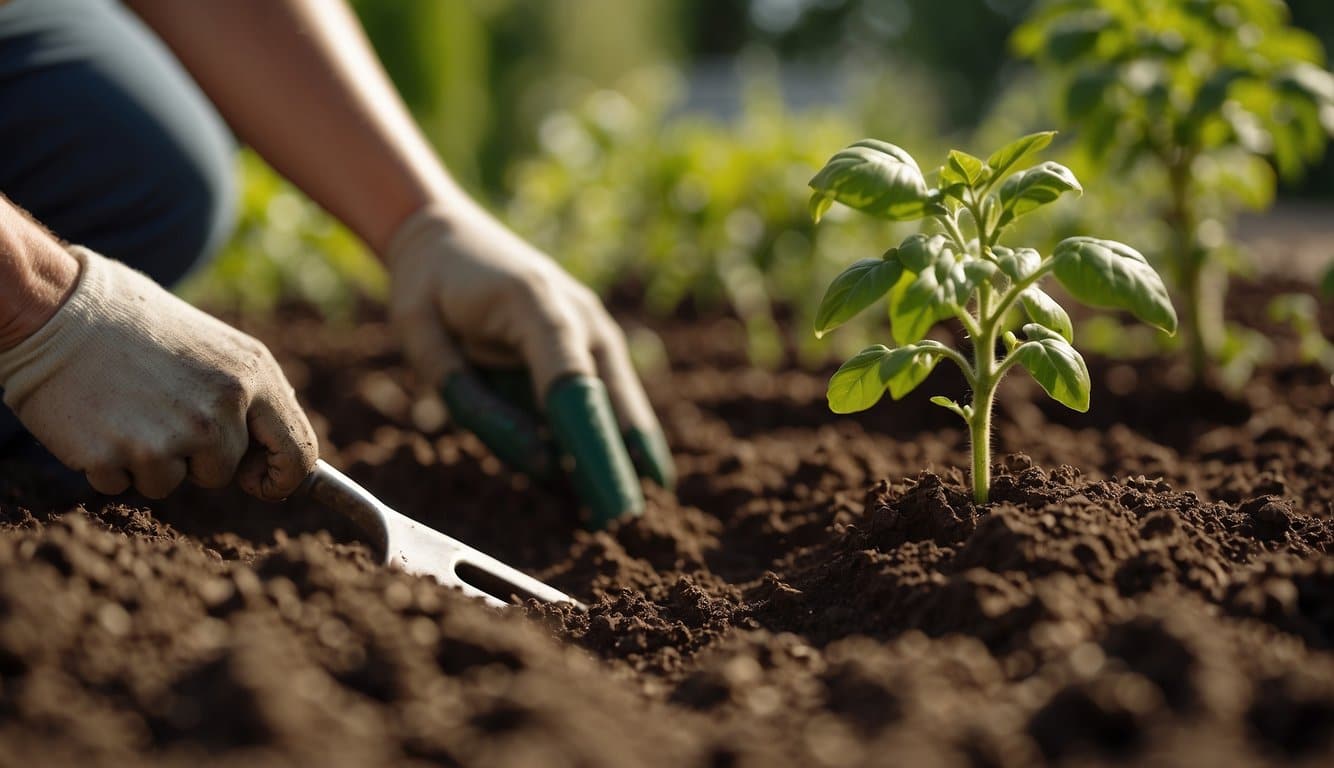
[
  {"left": 897, "top": 233, "right": 953, "bottom": 272},
  {"left": 889, "top": 270, "right": 950, "bottom": 346},
  {"left": 980, "top": 196, "right": 1001, "bottom": 234},
  {"left": 1187, "top": 68, "right": 1248, "bottom": 130},
  {"left": 1043, "top": 10, "right": 1112, "bottom": 64},
  {"left": 993, "top": 246, "right": 1042, "bottom": 282},
  {"left": 945, "top": 150, "right": 989, "bottom": 188},
  {"left": 1009, "top": 324, "right": 1091, "bottom": 412},
  {"left": 809, "top": 191, "right": 834, "bottom": 224},
  {"left": 1222, "top": 103, "right": 1273, "bottom": 157},
  {"left": 883, "top": 342, "right": 943, "bottom": 400},
  {"left": 929, "top": 395, "right": 967, "bottom": 419},
  {"left": 985, "top": 131, "right": 1056, "bottom": 183},
  {"left": 1080, "top": 109, "right": 1120, "bottom": 168},
  {"left": 809, "top": 139, "right": 932, "bottom": 221},
  {"left": 1065, "top": 69, "right": 1117, "bottom": 122},
  {"left": 886, "top": 233, "right": 995, "bottom": 347},
  {"left": 939, "top": 181, "right": 970, "bottom": 203},
  {"left": 1020, "top": 286, "right": 1074, "bottom": 341},
  {"left": 814, "top": 253, "right": 904, "bottom": 337},
  {"left": 1268, "top": 293, "right": 1317, "bottom": 325},
  {"left": 888, "top": 256, "right": 965, "bottom": 346},
  {"left": 998, "top": 161, "right": 1082, "bottom": 225},
  {"left": 1207, "top": 153, "right": 1276, "bottom": 211},
  {"left": 962, "top": 260, "right": 998, "bottom": 290},
  {"left": 826, "top": 343, "right": 942, "bottom": 413},
  {"left": 1050, "top": 237, "right": 1178, "bottom": 333},
  {"left": 828, "top": 346, "right": 893, "bottom": 414},
  {"left": 1277, "top": 63, "right": 1334, "bottom": 106}
]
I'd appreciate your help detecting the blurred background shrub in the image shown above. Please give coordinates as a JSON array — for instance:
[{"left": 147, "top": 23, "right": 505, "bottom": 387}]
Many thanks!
[
  {"left": 502, "top": 61, "right": 945, "bottom": 367},
  {"left": 180, "top": 152, "right": 384, "bottom": 318},
  {"left": 1004, "top": 0, "right": 1334, "bottom": 387},
  {"left": 187, "top": 0, "right": 1334, "bottom": 368}
]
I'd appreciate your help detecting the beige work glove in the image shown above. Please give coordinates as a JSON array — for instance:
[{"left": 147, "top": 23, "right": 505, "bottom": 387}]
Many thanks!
[
  {"left": 0, "top": 246, "right": 318, "bottom": 500},
  {"left": 386, "top": 204, "right": 674, "bottom": 528}
]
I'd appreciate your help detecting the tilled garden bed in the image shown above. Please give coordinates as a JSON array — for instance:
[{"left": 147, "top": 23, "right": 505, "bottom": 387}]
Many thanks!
[{"left": 1, "top": 283, "right": 1331, "bottom": 767}]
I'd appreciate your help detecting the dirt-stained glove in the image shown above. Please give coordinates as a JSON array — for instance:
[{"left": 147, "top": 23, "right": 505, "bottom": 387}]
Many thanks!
[
  {"left": 0, "top": 246, "right": 318, "bottom": 500},
  {"left": 386, "top": 203, "right": 675, "bottom": 528}
]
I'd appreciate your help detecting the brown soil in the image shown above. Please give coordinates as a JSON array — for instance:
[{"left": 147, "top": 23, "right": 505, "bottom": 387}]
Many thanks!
[{"left": 1, "top": 280, "right": 1332, "bottom": 767}]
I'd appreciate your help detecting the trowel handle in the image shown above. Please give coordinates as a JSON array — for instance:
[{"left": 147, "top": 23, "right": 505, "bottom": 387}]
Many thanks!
[{"left": 294, "top": 460, "right": 391, "bottom": 560}]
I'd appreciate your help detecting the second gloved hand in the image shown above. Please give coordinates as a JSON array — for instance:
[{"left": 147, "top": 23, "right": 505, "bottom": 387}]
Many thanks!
[
  {"left": 386, "top": 202, "right": 675, "bottom": 528},
  {"left": 0, "top": 246, "right": 318, "bottom": 500}
]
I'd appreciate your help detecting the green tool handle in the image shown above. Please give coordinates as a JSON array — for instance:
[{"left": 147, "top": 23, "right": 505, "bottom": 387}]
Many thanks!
[
  {"left": 441, "top": 370, "right": 556, "bottom": 482},
  {"left": 441, "top": 370, "right": 644, "bottom": 528},
  {"left": 546, "top": 374, "right": 643, "bottom": 528}
]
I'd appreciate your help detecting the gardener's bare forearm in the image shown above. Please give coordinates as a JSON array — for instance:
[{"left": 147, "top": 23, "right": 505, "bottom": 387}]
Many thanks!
[
  {"left": 0, "top": 196, "right": 80, "bottom": 352},
  {"left": 125, "top": 0, "right": 469, "bottom": 256}
]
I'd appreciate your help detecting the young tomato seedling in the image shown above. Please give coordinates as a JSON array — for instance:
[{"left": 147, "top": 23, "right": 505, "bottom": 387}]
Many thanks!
[
  {"left": 809, "top": 133, "right": 1177, "bottom": 503},
  {"left": 1014, "top": 0, "right": 1334, "bottom": 382}
]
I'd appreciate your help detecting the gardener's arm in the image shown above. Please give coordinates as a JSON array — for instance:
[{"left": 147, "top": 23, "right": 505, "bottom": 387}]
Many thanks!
[
  {"left": 0, "top": 204, "right": 78, "bottom": 352},
  {"left": 0, "top": 195, "right": 317, "bottom": 500},
  {"left": 126, "top": 0, "right": 674, "bottom": 524},
  {"left": 123, "top": 0, "right": 441, "bottom": 254}
]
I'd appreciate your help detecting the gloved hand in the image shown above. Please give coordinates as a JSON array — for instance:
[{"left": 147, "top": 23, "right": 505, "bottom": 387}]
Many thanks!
[
  {"left": 386, "top": 203, "right": 675, "bottom": 528},
  {"left": 0, "top": 246, "right": 318, "bottom": 500}
]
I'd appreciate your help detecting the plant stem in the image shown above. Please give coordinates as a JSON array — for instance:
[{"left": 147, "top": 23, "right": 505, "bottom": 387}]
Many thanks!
[
  {"left": 968, "top": 281, "right": 997, "bottom": 504},
  {"left": 940, "top": 212, "right": 970, "bottom": 252},
  {"left": 1180, "top": 248, "right": 1208, "bottom": 377},
  {"left": 1166, "top": 150, "right": 1217, "bottom": 384},
  {"left": 968, "top": 376, "right": 995, "bottom": 505}
]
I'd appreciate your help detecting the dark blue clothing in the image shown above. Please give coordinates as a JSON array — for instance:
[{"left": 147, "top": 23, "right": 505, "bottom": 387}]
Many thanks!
[{"left": 0, "top": 0, "right": 236, "bottom": 453}]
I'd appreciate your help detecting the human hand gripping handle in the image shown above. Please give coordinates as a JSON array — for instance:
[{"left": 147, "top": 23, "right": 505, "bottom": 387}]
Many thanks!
[
  {"left": 386, "top": 205, "right": 675, "bottom": 528},
  {"left": 0, "top": 247, "right": 318, "bottom": 500}
]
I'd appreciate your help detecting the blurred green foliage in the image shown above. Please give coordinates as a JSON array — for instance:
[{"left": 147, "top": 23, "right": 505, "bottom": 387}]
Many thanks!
[
  {"left": 351, "top": 0, "right": 680, "bottom": 193},
  {"left": 188, "top": 0, "right": 681, "bottom": 319},
  {"left": 179, "top": 152, "right": 385, "bottom": 318},
  {"left": 1014, "top": 0, "right": 1334, "bottom": 382},
  {"left": 1268, "top": 289, "right": 1334, "bottom": 375},
  {"left": 190, "top": 0, "right": 1334, "bottom": 378},
  {"left": 504, "top": 67, "right": 938, "bottom": 367}
]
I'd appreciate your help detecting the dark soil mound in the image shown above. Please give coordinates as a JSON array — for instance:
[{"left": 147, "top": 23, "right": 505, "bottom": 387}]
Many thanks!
[{"left": 1, "top": 283, "right": 1332, "bottom": 766}]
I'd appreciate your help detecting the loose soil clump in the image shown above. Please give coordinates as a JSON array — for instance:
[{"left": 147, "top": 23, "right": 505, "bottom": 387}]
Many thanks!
[{"left": 1, "top": 282, "right": 1331, "bottom": 766}]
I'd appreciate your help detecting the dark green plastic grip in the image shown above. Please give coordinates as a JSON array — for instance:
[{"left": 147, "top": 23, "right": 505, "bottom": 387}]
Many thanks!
[
  {"left": 443, "top": 370, "right": 649, "bottom": 529},
  {"left": 546, "top": 375, "right": 644, "bottom": 528},
  {"left": 441, "top": 370, "right": 557, "bottom": 483},
  {"left": 623, "top": 426, "right": 676, "bottom": 490}
]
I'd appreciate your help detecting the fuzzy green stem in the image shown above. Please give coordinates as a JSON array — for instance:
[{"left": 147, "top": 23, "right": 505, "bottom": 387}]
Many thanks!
[
  {"left": 952, "top": 306, "right": 983, "bottom": 340},
  {"left": 965, "top": 328, "right": 997, "bottom": 504},
  {"left": 968, "top": 378, "right": 995, "bottom": 505},
  {"left": 939, "top": 212, "right": 970, "bottom": 253},
  {"left": 987, "top": 262, "right": 1053, "bottom": 329},
  {"left": 967, "top": 281, "right": 998, "bottom": 504},
  {"left": 934, "top": 345, "right": 979, "bottom": 389},
  {"left": 964, "top": 197, "right": 989, "bottom": 254}
]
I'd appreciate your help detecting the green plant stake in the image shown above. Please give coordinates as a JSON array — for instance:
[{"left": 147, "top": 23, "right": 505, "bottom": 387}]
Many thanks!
[
  {"left": 810, "top": 133, "right": 1177, "bottom": 503},
  {"left": 1013, "top": 0, "right": 1334, "bottom": 383}
]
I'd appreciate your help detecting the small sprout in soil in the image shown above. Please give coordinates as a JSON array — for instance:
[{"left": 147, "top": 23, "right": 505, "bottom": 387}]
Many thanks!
[
  {"left": 1014, "top": 0, "right": 1334, "bottom": 383},
  {"left": 1268, "top": 293, "right": 1334, "bottom": 380},
  {"left": 809, "top": 132, "right": 1177, "bottom": 503}
]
